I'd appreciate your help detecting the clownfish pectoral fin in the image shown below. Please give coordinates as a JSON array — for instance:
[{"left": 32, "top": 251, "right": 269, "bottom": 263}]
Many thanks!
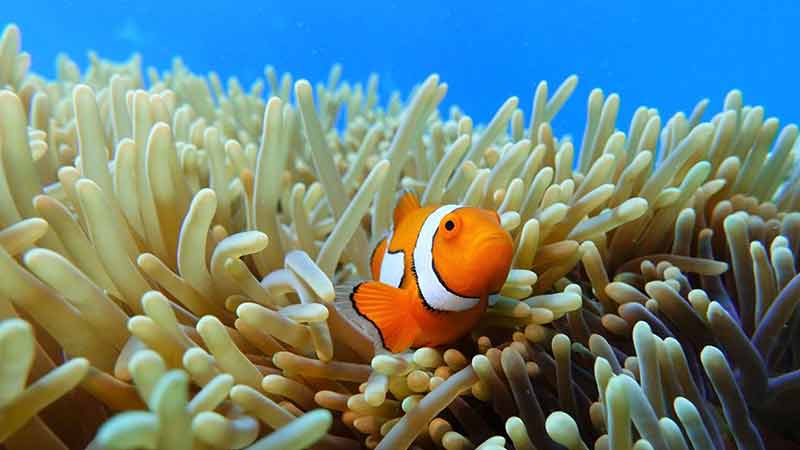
[
  {"left": 393, "top": 190, "right": 420, "bottom": 225},
  {"left": 352, "top": 282, "right": 420, "bottom": 353},
  {"left": 334, "top": 281, "right": 419, "bottom": 353}
]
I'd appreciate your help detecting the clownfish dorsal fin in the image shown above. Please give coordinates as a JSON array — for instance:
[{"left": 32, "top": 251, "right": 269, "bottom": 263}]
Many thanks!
[
  {"left": 345, "top": 281, "right": 419, "bottom": 353},
  {"left": 393, "top": 190, "right": 420, "bottom": 226}
]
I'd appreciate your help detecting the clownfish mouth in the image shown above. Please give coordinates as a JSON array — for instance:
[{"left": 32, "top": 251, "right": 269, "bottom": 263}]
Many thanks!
[
  {"left": 473, "top": 232, "right": 513, "bottom": 258},
  {"left": 473, "top": 232, "right": 514, "bottom": 293},
  {"left": 478, "top": 233, "right": 512, "bottom": 248}
]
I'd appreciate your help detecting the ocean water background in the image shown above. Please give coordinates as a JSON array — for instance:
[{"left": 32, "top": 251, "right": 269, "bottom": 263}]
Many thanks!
[{"left": 5, "top": 1, "right": 799, "bottom": 139}]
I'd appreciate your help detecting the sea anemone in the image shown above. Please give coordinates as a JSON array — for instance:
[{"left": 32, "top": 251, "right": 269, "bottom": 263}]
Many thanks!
[{"left": 0, "top": 21, "right": 799, "bottom": 450}]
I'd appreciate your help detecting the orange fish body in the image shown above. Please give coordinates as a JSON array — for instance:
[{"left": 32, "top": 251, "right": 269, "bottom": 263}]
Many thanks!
[{"left": 341, "top": 191, "right": 514, "bottom": 353}]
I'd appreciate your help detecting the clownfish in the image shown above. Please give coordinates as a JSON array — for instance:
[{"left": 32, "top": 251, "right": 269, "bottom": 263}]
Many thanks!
[{"left": 335, "top": 191, "right": 513, "bottom": 353}]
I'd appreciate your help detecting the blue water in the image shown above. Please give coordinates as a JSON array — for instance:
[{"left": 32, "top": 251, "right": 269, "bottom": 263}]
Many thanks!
[{"left": 6, "top": 1, "right": 799, "bottom": 138}]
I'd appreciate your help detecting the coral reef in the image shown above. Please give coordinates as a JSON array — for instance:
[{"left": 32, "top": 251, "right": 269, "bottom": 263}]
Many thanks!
[{"left": 0, "top": 21, "right": 799, "bottom": 450}]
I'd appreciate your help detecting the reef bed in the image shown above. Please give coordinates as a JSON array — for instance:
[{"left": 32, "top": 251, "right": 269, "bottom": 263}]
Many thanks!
[{"left": 0, "top": 22, "right": 799, "bottom": 450}]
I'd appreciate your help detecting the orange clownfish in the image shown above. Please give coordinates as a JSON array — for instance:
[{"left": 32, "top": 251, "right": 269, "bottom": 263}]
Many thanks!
[{"left": 335, "top": 191, "right": 514, "bottom": 353}]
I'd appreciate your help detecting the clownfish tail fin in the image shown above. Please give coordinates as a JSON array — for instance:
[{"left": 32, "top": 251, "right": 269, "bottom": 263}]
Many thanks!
[{"left": 334, "top": 281, "right": 419, "bottom": 353}]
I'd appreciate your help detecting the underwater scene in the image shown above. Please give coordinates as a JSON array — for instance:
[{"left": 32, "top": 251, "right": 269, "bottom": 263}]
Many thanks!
[{"left": 2, "top": 1, "right": 800, "bottom": 449}]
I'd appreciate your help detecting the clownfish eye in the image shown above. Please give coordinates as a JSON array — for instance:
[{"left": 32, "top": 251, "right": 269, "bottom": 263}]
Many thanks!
[{"left": 440, "top": 213, "right": 461, "bottom": 238}]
